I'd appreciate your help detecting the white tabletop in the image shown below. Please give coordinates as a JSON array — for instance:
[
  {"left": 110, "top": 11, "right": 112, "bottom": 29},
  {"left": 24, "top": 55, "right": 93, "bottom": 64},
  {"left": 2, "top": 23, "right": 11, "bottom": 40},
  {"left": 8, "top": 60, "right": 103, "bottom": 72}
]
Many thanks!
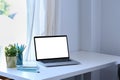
[{"left": 0, "top": 51, "right": 120, "bottom": 80}]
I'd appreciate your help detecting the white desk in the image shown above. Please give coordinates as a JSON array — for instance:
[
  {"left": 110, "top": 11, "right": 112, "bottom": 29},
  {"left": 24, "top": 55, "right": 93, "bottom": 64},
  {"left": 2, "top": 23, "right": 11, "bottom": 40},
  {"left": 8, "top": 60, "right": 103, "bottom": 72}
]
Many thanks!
[{"left": 0, "top": 51, "right": 120, "bottom": 80}]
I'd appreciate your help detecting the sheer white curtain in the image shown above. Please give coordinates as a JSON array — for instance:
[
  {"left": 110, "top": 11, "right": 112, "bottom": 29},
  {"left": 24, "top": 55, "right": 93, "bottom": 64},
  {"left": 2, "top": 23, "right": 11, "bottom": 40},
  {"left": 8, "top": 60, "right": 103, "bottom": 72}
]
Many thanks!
[
  {"left": 45, "top": 0, "right": 57, "bottom": 35},
  {"left": 23, "top": 0, "right": 57, "bottom": 62}
]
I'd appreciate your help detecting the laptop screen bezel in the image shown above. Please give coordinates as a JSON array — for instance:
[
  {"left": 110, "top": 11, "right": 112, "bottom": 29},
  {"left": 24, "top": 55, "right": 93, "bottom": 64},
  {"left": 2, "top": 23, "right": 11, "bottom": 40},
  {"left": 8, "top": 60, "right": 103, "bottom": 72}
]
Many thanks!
[{"left": 34, "top": 35, "right": 70, "bottom": 61}]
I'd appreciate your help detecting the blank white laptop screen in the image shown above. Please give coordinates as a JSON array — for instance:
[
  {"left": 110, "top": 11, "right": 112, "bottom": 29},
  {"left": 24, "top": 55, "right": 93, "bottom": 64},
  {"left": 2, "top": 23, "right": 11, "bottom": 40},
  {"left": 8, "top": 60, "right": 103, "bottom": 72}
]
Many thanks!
[{"left": 34, "top": 36, "right": 69, "bottom": 60}]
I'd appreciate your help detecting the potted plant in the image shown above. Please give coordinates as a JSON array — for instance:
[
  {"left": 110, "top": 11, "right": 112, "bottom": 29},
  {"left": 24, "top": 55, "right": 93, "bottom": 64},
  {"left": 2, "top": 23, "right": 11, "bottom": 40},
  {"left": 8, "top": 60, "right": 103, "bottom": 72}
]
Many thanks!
[{"left": 5, "top": 44, "right": 18, "bottom": 68}]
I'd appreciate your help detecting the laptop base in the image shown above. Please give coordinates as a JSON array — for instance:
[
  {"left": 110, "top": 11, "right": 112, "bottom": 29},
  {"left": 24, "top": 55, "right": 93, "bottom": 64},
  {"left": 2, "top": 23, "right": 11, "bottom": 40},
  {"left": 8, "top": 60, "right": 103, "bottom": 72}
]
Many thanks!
[{"left": 38, "top": 59, "right": 80, "bottom": 67}]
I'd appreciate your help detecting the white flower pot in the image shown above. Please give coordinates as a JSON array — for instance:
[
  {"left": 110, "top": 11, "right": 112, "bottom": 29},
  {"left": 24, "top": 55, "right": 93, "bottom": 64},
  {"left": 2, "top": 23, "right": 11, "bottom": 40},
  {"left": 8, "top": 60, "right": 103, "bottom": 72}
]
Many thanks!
[{"left": 6, "top": 56, "right": 16, "bottom": 68}]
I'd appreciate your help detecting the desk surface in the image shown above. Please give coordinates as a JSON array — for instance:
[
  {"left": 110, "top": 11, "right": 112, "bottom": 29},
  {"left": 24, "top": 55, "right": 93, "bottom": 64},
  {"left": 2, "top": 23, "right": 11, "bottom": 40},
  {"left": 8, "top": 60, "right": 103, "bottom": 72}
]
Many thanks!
[{"left": 0, "top": 51, "right": 120, "bottom": 80}]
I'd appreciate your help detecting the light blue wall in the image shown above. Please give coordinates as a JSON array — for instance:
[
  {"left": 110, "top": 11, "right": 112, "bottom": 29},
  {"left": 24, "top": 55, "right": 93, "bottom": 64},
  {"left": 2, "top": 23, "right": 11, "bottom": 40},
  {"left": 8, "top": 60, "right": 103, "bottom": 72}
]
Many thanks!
[
  {"left": 101, "top": 0, "right": 120, "bottom": 56},
  {"left": 79, "top": 0, "right": 93, "bottom": 51},
  {"left": 57, "top": 0, "right": 120, "bottom": 80},
  {"left": 100, "top": 0, "right": 120, "bottom": 80},
  {"left": 57, "top": 0, "right": 101, "bottom": 80},
  {"left": 57, "top": 0, "right": 80, "bottom": 52},
  {"left": 57, "top": 0, "right": 101, "bottom": 53},
  {"left": 80, "top": 0, "right": 101, "bottom": 80}
]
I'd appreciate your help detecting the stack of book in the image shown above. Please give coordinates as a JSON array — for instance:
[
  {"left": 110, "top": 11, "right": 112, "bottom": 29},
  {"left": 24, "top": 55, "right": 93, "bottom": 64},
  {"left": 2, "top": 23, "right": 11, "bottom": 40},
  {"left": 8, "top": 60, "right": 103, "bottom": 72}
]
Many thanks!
[
  {"left": 17, "top": 65, "right": 40, "bottom": 73},
  {"left": 17, "top": 61, "right": 40, "bottom": 73}
]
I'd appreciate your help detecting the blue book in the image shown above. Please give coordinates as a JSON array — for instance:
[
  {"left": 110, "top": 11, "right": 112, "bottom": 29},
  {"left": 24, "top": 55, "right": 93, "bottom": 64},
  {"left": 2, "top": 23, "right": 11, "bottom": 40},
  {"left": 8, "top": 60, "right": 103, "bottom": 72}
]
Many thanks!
[{"left": 17, "top": 65, "right": 40, "bottom": 73}]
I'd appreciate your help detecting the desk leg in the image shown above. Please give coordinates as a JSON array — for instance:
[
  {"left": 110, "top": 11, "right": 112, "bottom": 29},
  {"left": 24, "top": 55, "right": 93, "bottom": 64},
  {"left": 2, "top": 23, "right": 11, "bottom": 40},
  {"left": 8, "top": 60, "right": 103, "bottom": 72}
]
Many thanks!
[
  {"left": 74, "top": 75, "right": 83, "bottom": 80},
  {"left": 62, "top": 72, "right": 91, "bottom": 80},
  {"left": 75, "top": 72, "right": 91, "bottom": 80},
  {"left": 81, "top": 74, "right": 84, "bottom": 80},
  {"left": 84, "top": 72, "right": 91, "bottom": 80},
  {"left": 118, "top": 64, "right": 120, "bottom": 80}
]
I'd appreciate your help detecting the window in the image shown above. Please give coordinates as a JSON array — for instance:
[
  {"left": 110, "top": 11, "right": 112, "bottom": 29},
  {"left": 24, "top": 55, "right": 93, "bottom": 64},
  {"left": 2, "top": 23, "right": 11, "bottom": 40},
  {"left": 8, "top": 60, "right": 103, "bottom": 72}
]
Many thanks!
[
  {"left": 0, "top": 0, "right": 27, "bottom": 46},
  {"left": 0, "top": 0, "right": 27, "bottom": 67},
  {"left": 0, "top": 0, "right": 57, "bottom": 61}
]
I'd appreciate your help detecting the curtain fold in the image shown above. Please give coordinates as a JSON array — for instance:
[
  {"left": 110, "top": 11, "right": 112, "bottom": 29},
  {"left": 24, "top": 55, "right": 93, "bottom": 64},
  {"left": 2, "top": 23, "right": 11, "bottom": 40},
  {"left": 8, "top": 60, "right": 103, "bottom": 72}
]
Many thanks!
[
  {"left": 23, "top": 0, "right": 58, "bottom": 62},
  {"left": 45, "top": 0, "right": 57, "bottom": 35},
  {"left": 23, "top": 0, "right": 40, "bottom": 61}
]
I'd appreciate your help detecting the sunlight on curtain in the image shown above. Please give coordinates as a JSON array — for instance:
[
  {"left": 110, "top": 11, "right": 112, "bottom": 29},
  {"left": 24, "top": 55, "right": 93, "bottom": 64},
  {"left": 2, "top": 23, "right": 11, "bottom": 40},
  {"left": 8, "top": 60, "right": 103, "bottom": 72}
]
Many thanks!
[
  {"left": 45, "top": 0, "right": 57, "bottom": 35},
  {"left": 23, "top": 0, "right": 43, "bottom": 61},
  {"left": 23, "top": 0, "right": 58, "bottom": 62}
]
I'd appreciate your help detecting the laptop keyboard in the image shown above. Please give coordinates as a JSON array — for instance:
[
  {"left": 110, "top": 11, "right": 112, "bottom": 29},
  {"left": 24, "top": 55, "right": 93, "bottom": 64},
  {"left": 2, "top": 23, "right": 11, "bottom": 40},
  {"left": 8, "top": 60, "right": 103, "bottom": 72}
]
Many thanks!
[{"left": 41, "top": 59, "right": 72, "bottom": 63}]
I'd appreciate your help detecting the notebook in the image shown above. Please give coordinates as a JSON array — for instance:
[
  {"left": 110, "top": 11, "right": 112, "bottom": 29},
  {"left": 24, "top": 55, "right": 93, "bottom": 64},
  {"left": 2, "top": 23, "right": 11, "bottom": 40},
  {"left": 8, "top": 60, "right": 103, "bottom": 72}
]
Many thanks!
[{"left": 34, "top": 35, "right": 79, "bottom": 67}]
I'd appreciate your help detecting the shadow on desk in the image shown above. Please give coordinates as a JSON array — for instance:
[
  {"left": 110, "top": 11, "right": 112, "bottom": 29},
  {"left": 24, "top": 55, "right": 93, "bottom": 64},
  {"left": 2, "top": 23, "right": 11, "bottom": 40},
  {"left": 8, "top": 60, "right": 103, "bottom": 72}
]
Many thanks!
[{"left": 0, "top": 75, "right": 14, "bottom": 80}]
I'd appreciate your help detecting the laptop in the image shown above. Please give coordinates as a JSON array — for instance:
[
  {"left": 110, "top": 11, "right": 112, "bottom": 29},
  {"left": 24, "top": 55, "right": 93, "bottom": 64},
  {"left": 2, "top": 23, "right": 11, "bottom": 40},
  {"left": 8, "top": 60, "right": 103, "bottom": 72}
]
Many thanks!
[{"left": 34, "top": 35, "right": 79, "bottom": 67}]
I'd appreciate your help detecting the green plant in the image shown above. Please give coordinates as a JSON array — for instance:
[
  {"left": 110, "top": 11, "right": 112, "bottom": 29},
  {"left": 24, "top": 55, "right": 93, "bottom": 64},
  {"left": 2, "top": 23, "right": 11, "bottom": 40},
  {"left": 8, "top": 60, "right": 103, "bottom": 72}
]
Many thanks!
[
  {"left": 0, "top": 0, "right": 10, "bottom": 16},
  {"left": 0, "top": 0, "right": 16, "bottom": 19},
  {"left": 5, "top": 44, "right": 18, "bottom": 57}
]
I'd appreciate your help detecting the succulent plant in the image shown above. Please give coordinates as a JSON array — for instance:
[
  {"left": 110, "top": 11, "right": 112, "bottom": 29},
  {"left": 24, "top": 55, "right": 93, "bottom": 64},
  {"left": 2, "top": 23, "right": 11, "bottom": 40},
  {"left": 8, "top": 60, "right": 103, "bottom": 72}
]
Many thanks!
[{"left": 5, "top": 44, "right": 17, "bottom": 57}]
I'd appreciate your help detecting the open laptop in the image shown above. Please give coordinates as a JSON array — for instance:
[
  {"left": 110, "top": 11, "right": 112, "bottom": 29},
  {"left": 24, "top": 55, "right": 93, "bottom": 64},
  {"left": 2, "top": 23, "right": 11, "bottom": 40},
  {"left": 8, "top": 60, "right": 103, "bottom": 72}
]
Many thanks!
[{"left": 34, "top": 35, "right": 79, "bottom": 67}]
